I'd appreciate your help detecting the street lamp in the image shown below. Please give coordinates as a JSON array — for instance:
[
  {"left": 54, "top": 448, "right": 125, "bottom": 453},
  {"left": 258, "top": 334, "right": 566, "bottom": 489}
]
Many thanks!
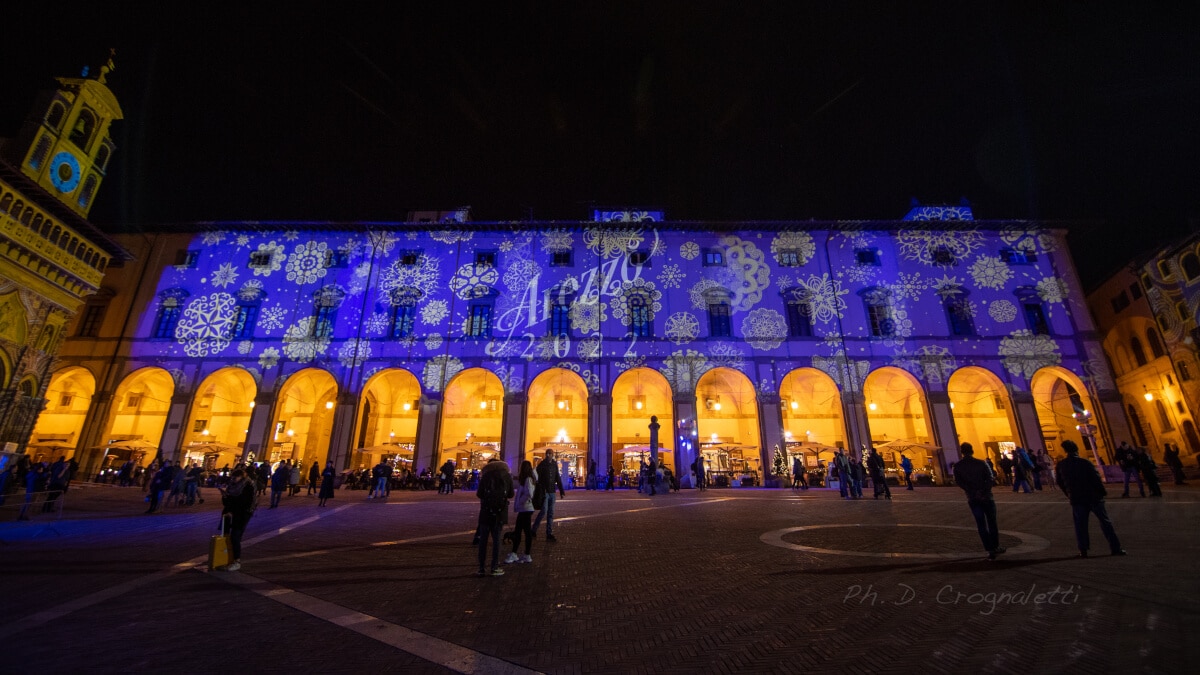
[{"left": 1072, "top": 409, "right": 1103, "bottom": 466}]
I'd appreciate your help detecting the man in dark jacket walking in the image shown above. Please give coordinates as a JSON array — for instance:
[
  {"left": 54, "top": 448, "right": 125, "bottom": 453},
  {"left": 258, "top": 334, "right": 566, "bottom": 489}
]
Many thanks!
[
  {"left": 953, "top": 443, "right": 1006, "bottom": 560},
  {"left": 1055, "top": 440, "right": 1126, "bottom": 557},
  {"left": 532, "top": 450, "right": 566, "bottom": 541}
]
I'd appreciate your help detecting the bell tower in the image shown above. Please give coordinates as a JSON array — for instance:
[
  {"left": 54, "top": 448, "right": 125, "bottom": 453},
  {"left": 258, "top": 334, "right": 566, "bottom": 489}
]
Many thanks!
[{"left": 6, "top": 50, "right": 123, "bottom": 217}]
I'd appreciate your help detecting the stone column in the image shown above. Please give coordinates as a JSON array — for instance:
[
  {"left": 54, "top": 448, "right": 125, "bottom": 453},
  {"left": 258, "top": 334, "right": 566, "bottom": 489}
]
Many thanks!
[
  {"left": 1011, "top": 390, "right": 1047, "bottom": 454},
  {"left": 841, "top": 389, "right": 871, "bottom": 454},
  {"left": 502, "top": 392, "right": 527, "bottom": 470},
  {"left": 414, "top": 393, "right": 442, "bottom": 474},
  {"left": 926, "top": 390, "right": 959, "bottom": 480},
  {"left": 588, "top": 392, "right": 612, "bottom": 476},
  {"left": 1096, "top": 391, "right": 1131, "bottom": 465},
  {"left": 158, "top": 392, "right": 193, "bottom": 463},
  {"left": 77, "top": 390, "right": 114, "bottom": 477},
  {"left": 757, "top": 393, "right": 783, "bottom": 483},
  {"left": 326, "top": 392, "right": 358, "bottom": 470},
  {"left": 241, "top": 392, "right": 278, "bottom": 462},
  {"left": 673, "top": 394, "right": 698, "bottom": 488}
]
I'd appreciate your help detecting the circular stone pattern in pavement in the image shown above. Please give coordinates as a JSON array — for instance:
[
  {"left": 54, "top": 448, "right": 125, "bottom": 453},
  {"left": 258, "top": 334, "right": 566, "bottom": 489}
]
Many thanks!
[{"left": 760, "top": 524, "right": 1051, "bottom": 559}]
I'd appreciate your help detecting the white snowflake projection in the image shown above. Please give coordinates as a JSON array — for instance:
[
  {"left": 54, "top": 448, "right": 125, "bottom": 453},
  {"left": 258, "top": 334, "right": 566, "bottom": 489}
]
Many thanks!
[
  {"left": 718, "top": 235, "right": 771, "bottom": 312},
  {"left": 969, "top": 255, "right": 1012, "bottom": 290},
  {"left": 497, "top": 240, "right": 514, "bottom": 253},
  {"left": 1083, "top": 343, "right": 1117, "bottom": 393},
  {"left": 890, "top": 272, "right": 928, "bottom": 302},
  {"left": 688, "top": 279, "right": 725, "bottom": 310},
  {"left": 577, "top": 336, "right": 601, "bottom": 362},
  {"left": 614, "top": 354, "right": 646, "bottom": 372},
  {"left": 450, "top": 262, "right": 499, "bottom": 299},
  {"left": 842, "top": 264, "right": 879, "bottom": 285},
  {"left": 501, "top": 258, "right": 541, "bottom": 291},
  {"left": 556, "top": 361, "right": 601, "bottom": 393},
  {"left": 201, "top": 230, "right": 226, "bottom": 246},
  {"left": 174, "top": 292, "right": 236, "bottom": 357},
  {"left": 708, "top": 342, "right": 746, "bottom": 373},
  {"left": 610, "top": 278, "right": 663, "bottom": 326},
  {"left": 235, "top": 234, "right": 250, "bottom": 248},
  {"left": 423, "top": 355, "right": 464, "bottom": 393},
  {"left": 337, "top": 236, "right": 364, "bottom": 260},
  {"left": 424, "top": 334, "right": 444, "bottom": 351},
  {"left": 430, "top": 230, "right": 473, "bottom": 244},
  {"left": 812, "top": 350, "right": 870, "bottom": 392},
  {"left": 239, "top": 366, "right": 262, "bottom": 385},
  {"left": 282, "top": 316, "right": 330, "bottom": 363},
  {"left": 648, "top": 234, "right": 668, "bottom": 258},
  {"left": 796, "top": 274, "right": 848, "bottom": 323},
  {"left": 357, "top": 312, "right": 386, "bottom": 336},
  {"left": 210, "top": 262, "right": 239, "bottom": 289},
  {"left": 775, "top": 274, "right": 795, "bottom": 290},
  {"left": 891, "top": 346, "right": 958, "bottom": 384},
  {"left": 238, "top": 340, "right": 254, "bottom": 355},
  {"left": 741, "top": 308, "right": 786, "bottom": 350},
  {"left": 932, "top": 275, "right": 965, "bottom": 298},
  {"left": 540, "top": 230, "right": 573, "bottom": 252},
  {"left": 491, "top": 363, "right": 524, "bottom": 393},
  {"left": 569, "top": 298, "right": 607, "bottom": 334},
  {"left": 771, "top": 231, "right": 816, "bottom": 266},
  {"left": 421, "top": 300, "right": 449, "bottom": 326},
  {"left": 999, "top": 329, "right": 1062, "bottom": 379},
  {"left": 1000, "top": 227, "right": 1058, "bottom": 253},
  {"left": 680, "top": 242, "right": 700, "bottom": 260},
  {"left": 259, "top": 305, "right": 287, "bottom": 332},
  {"left": 1036, "top": 277, "right": 1069, "bottom": 304},
  {"left": 656, "top": 264, "right": 685, "bottom": 289},
  {"left": 252, "top": 242, "right": 286, "bottom": 277},
  {"left": 877, "top": 308, "right": 915, "bottom": 348},
  {"left": 235, "top": 279, "right": 265, "bottom": 302},
  {"left": 379, "top": 255, "right": 440, "bottom": 298},
  {"left": 366, "top": 231, "right": 398, "bottom": 255},
  {"left": 583, "top": 227, "right": 643, "bottom": 258},
  {"left": 664, "top": 312, "right": 700, "bottom": 345},
  {"left": 168, "top": 369, "right": 189, "bottom": 391},
  {"left": 838, "top": 231, "right": 874, "bottom": 250},
  {"left": 485, "top": 335, "right": 523, "bottom": 360},
  {"left": 283, "top": 230, "right": 300, "bottom": 241},
  {"left": 896, "top": 229, "right": 984, "bottom": 266},
  {"left": 988, "top": 299, "right": 1018, "bottom": 323},
  {"left": 286, "top": 241, "right": 330, "bottom": 285},
  {"left": 338, "top": 339, "right": 372, "bottom": 368},
  {"left": 258, "top": 347, "right": 280, "bottom": 370},
  {"left": 659, "top": 349, "right": 712, "bottom": 393}
]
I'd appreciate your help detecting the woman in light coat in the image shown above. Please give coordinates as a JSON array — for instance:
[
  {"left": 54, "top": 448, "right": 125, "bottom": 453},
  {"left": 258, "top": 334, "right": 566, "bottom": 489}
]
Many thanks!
[{"left": 504, "top": 460, "right": 537, "bottom": 564}]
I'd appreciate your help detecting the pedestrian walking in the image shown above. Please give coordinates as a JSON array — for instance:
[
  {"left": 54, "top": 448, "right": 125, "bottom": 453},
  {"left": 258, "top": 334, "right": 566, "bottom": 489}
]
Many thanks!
[
  {"left": 692, "top": 457, "right": 706, "bottom": 491},
  {"left": 307, "top": 461, "right": 321, "bottom": 495},
  {"left": 532, "top": 450, "right": 566, "bottom": 541},
  {"left": 867, "top": 448, "right": 890, "bottom": 500},
  {"left": 270, "top": 461, "right": 289, "bottom": 508},
  {"left": 953, "top": 443, "right": 1006, "bottom": 560},
  {"left": 1054, "top": 440, "right": 1126, "bottom": 558},
  {"left": 834, "top": 450, "right": 851, "bottom": 499},
  {"left": 288, "top": 461, "right": 301, "bottom": 496},
  {"left": 1163, "top": 444, "right": 1188, "bottom": 485},
  {"left": 475, "top": 457, "right": 513, "bottom": 576},
  {"left": 1135, "top": 447, "right": 1163, "bottom": 497},
  {"left": 317, "top": 461, "right": 336, "bottom": 507},
  {"left": 792, "top": 456, "right": 808, "bottom": 490},
  {"left": 145, "top": 461, "right": 171, "bottom": 514},
  {"left": 900, "top": 454, "right": 915, "bottom": 490},
  {"left": 606, "top": 464, "right": 615, "bottom": 491},
  {"left": 1114, "top": 441, "right": 1145, "bottom": 497},
  {"left": 1011, "top": 448, "right": 1034, "bottom": 493},
  {"left": 504, "top": 460, "right": 537, "bottom": 564},
  {"left": 17, "top": 463, "right": 44, "bottom": 520},
  {"left": 218, "top": 468, "right": 257, "bottom": 572}
]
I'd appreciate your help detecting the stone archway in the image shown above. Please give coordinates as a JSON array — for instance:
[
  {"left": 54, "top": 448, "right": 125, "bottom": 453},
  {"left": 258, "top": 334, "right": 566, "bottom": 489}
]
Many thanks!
[
  {"left": 696, "top": 367, "right": 761, "bottom": 486},
  {"left": 946, "top": 366, "right": 1021, "bottom": 466},
  {"left": 97, "top": 367, "right": 175, "bottom": 472},
  {"left": 1030, "top": 366, "right": 1102, "bottom": 462},
  {"left": 863, "top": 367, "right": 935, "bottom": 473},
  {"left": 526, "top": 367, "right": 589, "bottom": 485},
  {"left": 355, "top": 368, "right": 422, "bottom": 473},
  {"left": 181, "top": 367, "right": 257, "bottom": 469},
  {"left": 439, "top": 368, "right": 504, "bottom": 470},
  {"left": 779, "top": 367, "right": 846, "bottom": 464},
  {"left": 28, "top": 366, "right": 96, "bottom": 462},
  {"left": 611, "top": 367, "right": 675, "bottom": 484},
  {"left": 269, "top": 368, "right": 338, "bottom": 468}
]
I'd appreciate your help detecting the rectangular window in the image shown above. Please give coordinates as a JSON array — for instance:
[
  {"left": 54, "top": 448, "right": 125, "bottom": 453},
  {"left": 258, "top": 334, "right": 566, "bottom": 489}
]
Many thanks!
[
  {"left": 854, "top": 248, "right": 881, "bottom": 266},
  {"left": 708, "top": 303, "right": 732, "bottom": 338},
  {"left": 786, "top": 302, "right": 813, "bottom": 337},
  {"left": 475, "top": 251, "right": 497, "bottom": 266},
  {"left": 1129, "top": 282, "right": 1143, "bottom": 301},
  {"left": 400, "top": 250, "right": 422, "bottom": 266},
  {"left": 468, "top": 304, "right": 492, "bottom": 338},
  {"left": 1110, "top": 291, "right": 1130, "bottom": 314},
  {"left": 126, "top": 394, "right": 142, "bottom": 409},
  {"left": 703, "top": 249, "right": 724, "bottom": 266},
  {"left": 153, "top": 305, "right": 181, "bottom": 339},
  {"left": 193, "top": 419, "right": 208, "bottom": 432},
  {"left": 231, "top": 305, "right": 258, "bottom": 339},
  {"left": 1023, "top": 302, "right": 1050, "bottom": 335},
  {"left": 174, "top": 250, "right": 199, "bottom": 268},
  {"left": 314, "top": 306, "right": 336, "bottom": 338},
  {"left": 1000, "top": 248, "right": 1035, "bottom": 265},
  {"left": 325, "top": 250, "right": 349, "bottom": 268},
  {"left": 631, "top": 298, "right": 652, "bottom": 337},
  {"left": 867, "top": 303, "right": 893, "bottom": 337},
  {"left": 550, "top": 302, "right": 571, "bottom": 337},
  {"left": 78, "top": 303, "right": 106, "bottom": 337},
  {"left": 249, "top": 251, "right": 273, "bottom": 268},
  {"left": 551, "top": 251, "right": 573, "bottom": 267},
  {"left": 947, "top": 299, "right": 975, "bottom": 336},
  {"left": 391, "top": 304, "right": 416, "bottom": 338},
  {"left": 778, "top": 250, "right": 801, "bottom": 267}
]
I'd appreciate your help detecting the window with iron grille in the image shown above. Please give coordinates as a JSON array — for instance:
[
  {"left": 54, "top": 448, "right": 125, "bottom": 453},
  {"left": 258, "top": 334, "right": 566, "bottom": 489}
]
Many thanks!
[
  {"left": 231, "top": 304, "right": 259, "bottom": 339},
  {"left": 630, "top": 296, "right": 652, "bottom": 337},
  {"left": 391, "top": 304, "right": 416, "bottom": 338},
  {"left": 786, "top": 301, "right": 813, "bottom": 337},
  {"left": 78, "top": 303, "right": 106, "bottom": 337},
  {"left": 550, "top": 301, "right": 571, "bottom": 337},
  {"left": 468, "top": 304, "right": 492, "bottom": 338},
  {"left": 708, "top": 302, "right": 732, "bottom": 337}
]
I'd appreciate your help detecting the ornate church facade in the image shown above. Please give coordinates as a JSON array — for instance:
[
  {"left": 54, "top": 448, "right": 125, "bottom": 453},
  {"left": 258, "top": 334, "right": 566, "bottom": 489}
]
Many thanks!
[{"left": 35, "top": 205, "right": 1132, "bottom": 485}]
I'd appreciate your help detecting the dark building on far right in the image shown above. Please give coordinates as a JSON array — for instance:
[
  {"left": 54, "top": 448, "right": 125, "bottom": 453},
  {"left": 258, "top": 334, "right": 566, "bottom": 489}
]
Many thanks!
[{"left": 1087, "top": 229, "right": 1200, "bottom": 465}]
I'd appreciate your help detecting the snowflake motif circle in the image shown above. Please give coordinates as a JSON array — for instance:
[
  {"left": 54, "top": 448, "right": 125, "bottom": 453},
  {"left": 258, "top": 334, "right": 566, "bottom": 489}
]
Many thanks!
[
  {"left": 688, "top": 279, "right": 725, "bottom": 310},
  {"left": 896, "top": 229, "right": 984, "bottom": 267},
  {"left": 1037, "top": 277, "right": 1069, "bottom": 304},
  {"left": 890, "top": 272, "right": 928, "bottom": 302},
  {"left": 252, "top": 242, "right": 286, "bottom": 277},
  {"left": 741, "top": 308, "right": 787, "bottom": 350},
  {"left": 541, "top": 230, "right": 573, "bottom": 252},
  {"left": 421, "top": 300, "right": 449, "bottom": 325},
  {"left": 812, "top": 350, "right": 870, "bottom": 392},
  {"left": 498, "top": 240, "right": 514, "bottom": 252},
  {"left": 999, "top": 329, "right": 1062, "bottom": 379},
  {"left": 238, "top": 340, "right": 254, "bottom": 355},
  {"left": 577, "top": 337, "right": 601, "bottom": 362},
  {"left": 366, "top": 231, "right": 398, "bottom": 255},
  {"left": 168, "top": 369, "right": 189, "bottom": 391},
  {"left": 235, "top": 234, "right": 250, "bottom": 247},
  {"left": 680, "top": 242, "right": 700, "bottom": 260},
  {"left": 664, "top": 312, "right": 700, "bottom": 345},
  {"left": 201, "top": 230, "right": 226, "bottom": 246},
  {"left": 449, "top": 262, "right": 499, "bottom": 299},
  {"left": 236, "top": 279, "right": 265, "bottom": 301},
  {"left": 175, "top": 292, "right": 236, "bottom": 357},
  {"left": 796, "top": 274, "right": 848, "bottom": 323},
  {"left": 502, "top": 258, "right": 541, "bottom": 291},
  {"left": 988, "top": 300, "right": 1018, "bottom": 323},
  {"left": 892, "top": 346, "right": 958, "bottom": 384},
  {"left": 430, "top": 230, "right": 473, "bottom": 244},
  {"left": 283, "top": 230, "right": 300, "bottom": 241},
  {"left": 708, "top": 342, "right": 746, "bottom": 373},
  {"left": 364, "top": 312, "right": 389, "bottom": 335},
  {"left": 656, "top": 264, "right": 685, "bottom": 289},
  {"left": 771, "top": 231, "right": 816, "bottom": 266},
  {"left": 569, "top": 299, "right": 606, "bottom": 333},
  {"left": 969, "top": 255, "right": 1012, "bottom": 290},
  {"left": 583, "top": 228, "right": 643, "bottom": 258},
  {"left": 211, "top": 263, "right": 239, "bottom": 289},
  {"left": 615, "top": 354, "right": 647, "bottom": 372},
  {"left": 843, "top": 264, "right": 878, "bottom": 284},
  {"left": 286, "top": 241, "right": 330, "bottom": 285},
  {"left": 259, "top": 305, "right": 287, "bottom": 332},
  {"left": 1000, "top": 227, "right": 1058, "bottom": 253},
  {"left": 659, "top": 350, "right": 712, "bottom": 393},
  {"left": 338, "top": 339, "right": 372, "bottom": 368},
  {"left": 282, "top": 316, "right": 330, "bottom": 362},
  {"left": 424, "top": 334, "right": 444, "bottom": 351},
  {"left": 423, "top": 355, "right": 464, "bottom": 393},
  {"left": 718, "top": 236, "right": 771, "bottom": 311},
  {"left": 610, "top": 278, "right": 663, "bottom": 326},
  {"left": 258, "top": 347, "right": 280, "bottom": 370}
]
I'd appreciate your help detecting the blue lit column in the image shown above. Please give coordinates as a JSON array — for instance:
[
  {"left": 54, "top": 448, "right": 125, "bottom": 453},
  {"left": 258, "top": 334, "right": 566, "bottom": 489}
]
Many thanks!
[
  {"left": 588, "top": 392, "right": 612, "bottom": 477},
  {"left": 1010, "top": 390, "right": 1046, "bottom": 455},
  {"left": 159, "top": 391, "right": 192, "bottom": 462},
  {"left": 673, "top": 395, "right": 697, "bottom": 488},
  {"left": 326, "top": 392, "right": 358, "bottom": 470},
  {"left": 502, "top": 392, "right": 527, "bottom": 470},
  {"left": 414, "top": 393, "right": 442, "bottom": 474},
  {"left": 242, "top": 392, "right": 277, "bottom": 462},
  {"left": 757, "top": 392, "right": 784, "bottom": 483},
  {"left": 841, "top": 390, "right": 871, "bottom": 455},
  {"left": 927, "top": 390, "right": 959, "bottom": 482}
]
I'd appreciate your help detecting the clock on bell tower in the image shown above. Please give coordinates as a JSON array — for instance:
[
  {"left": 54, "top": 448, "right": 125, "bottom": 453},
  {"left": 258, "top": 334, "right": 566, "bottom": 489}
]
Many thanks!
[{"left": 7, "top": 50, "right": 123, "bottom": 218}]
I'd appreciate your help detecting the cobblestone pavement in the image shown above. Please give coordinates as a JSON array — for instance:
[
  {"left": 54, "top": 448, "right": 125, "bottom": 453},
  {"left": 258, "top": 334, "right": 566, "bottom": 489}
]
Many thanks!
[{"left": 2, "top": 481, "right": 1197, "bottom": 674}]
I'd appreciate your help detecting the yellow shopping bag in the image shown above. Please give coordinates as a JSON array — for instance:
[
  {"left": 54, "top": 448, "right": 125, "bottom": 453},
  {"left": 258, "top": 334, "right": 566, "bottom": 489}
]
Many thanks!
[{"left": 208, "top": 515, "right": 231, "bottom": 570}]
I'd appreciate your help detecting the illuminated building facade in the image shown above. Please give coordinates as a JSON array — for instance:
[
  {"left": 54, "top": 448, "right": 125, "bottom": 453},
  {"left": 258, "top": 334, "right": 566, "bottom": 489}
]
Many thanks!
[{"left": 38, "top": 205, "right": 1132, "bottom": 484}]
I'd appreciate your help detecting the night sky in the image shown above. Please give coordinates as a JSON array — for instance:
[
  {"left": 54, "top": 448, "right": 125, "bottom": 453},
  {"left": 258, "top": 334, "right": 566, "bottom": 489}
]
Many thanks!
[{"left": 2, "top": 2, "right": 1197, "bottom": 288}]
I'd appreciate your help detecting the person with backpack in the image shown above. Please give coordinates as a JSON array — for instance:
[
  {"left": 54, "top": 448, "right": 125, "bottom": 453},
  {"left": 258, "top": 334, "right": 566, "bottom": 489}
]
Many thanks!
[
  {"left": 318, "top": 461, "right": 336, "bottom": 507},
  {"left": 1011, "top": 447, "right": 1034, "bottom": 493},
  {"left": 504, "top": 460, "right": 537, "bottom": 565},
  {"left": 219, "top": 467, "right": 257, "bottom": 571},
  {"left": 475, "top": 457, "right": 513, "bottom": 576}
]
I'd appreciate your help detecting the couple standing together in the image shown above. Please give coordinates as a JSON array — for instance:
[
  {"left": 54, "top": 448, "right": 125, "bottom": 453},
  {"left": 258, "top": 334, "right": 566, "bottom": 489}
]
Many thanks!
[{"left": 475, "top": 450, "right": 566, "bottom": 576}]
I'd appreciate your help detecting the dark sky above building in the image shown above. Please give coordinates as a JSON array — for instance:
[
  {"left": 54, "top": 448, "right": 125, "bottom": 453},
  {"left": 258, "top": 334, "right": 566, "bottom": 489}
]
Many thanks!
[{"left": 2, "top": 2, "right": 1197, "bottom": 287}]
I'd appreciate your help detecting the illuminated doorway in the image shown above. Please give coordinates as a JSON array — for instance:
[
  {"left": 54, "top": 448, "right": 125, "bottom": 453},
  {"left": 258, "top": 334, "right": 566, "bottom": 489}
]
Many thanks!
[
  {"left": 779, "top": 367, "right": 845, "bottom": 474},
  {"left": 181, "top": 367, "right": 257, "bottom": 470},
  {"left": 947, "top": 366, "right": 1020, "bottom": 467},
  {"left": 96, "top": 367, "right": 175, "bottom": 472},
  {"left": 439, "top": 368, "right": 504, "bottom": 470},
  {"left": 1030, "top": 366, "right": 1102, "bottom": 462},
  {"left": 863, "top": 367, "right": 935, "bottom": 476},
  {"left": 355, "top": 368, "right": 421, "bottom": 473},
  {"left": 526, "top": 367, "right": 589, "bottom": 486},
  {"left": 29, "top": 366, "right": 95, "bottom": 462},
  {"left": 611, "top": 367, "right": 674, "bottom": 487},
  {"left": 269, "top": 368, "right": 338, "bottom": 468},
  {"left": 696, "top": 367, "right": 761, "bottom": 486}
]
